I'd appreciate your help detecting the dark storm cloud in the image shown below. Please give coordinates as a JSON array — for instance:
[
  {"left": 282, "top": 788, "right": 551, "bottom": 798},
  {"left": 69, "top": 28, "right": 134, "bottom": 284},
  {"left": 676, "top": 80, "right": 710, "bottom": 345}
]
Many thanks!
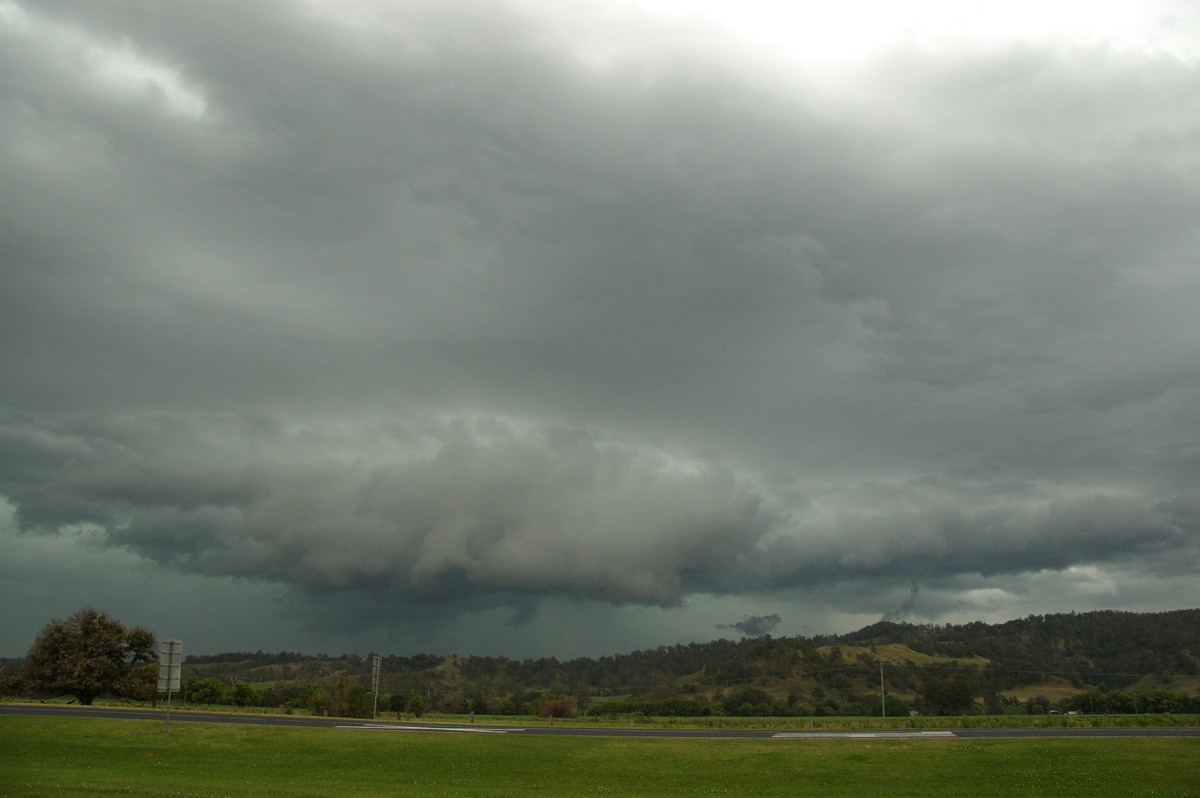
[
  {"left": 759, "top": 491, "right": 1198, "bottom": 586},
  {"left": 8, "top": 409, "right": 1197, "bottom": 620},
  {"left": 10, "top": 414, "right": 768, "bottom": 607},
  {"left": 882, "top": 583, "right": 920, "bottom": 623},
  {"left": 720, "top": 614, "right": 782, "bottom": 637},
  {"left": 2, "top": 0, "right": 1199, "bottom": 655}
]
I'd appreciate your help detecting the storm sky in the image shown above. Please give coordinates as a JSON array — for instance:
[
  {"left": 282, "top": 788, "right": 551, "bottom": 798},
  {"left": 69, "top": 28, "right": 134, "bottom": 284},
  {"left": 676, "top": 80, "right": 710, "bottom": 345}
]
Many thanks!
[{"left": 3, "top": 0, "right": 1199, "bottom": 659}]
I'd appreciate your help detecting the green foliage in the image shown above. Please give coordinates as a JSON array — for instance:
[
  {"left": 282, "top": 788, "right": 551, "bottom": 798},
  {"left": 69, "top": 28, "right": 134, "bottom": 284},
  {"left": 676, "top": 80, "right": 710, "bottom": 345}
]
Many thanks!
[
  {"left": 307, "top": 677, "right": 372, "bottom": 718},
  {"left": 589, "top": 696, "right": 716, "bottom": 718},
  {"left": 879, "top": 695, "right": 910, "bottom": 717},
  {"left": 406, "top": 696, "right": 426, "bottom": 717},
  {"left": 0, "top": 660, "right": 19, "bottom": 698},
  {"left": 437, "top": 691, "right": 467, "bottom": 713},
  {"left": 184, "top": 677, "right": 228, "bottom": 704},
  {"left": 20, "top": 608, "right": 156, "bottom": 706},
  {"left": 1059, "top": 689, "right": 1200, "bottom": 715},
  {"left": 848, "top": 610, "right": 1200, "bottom": 690},
  {"left": 230, "top": 681, "right": 263, "bottom": 707},
  {"left": 721, "top": 687, "right": 778, "bottom": 716},
  {"left": 923, "top": 674, "right": 977, "bottom": 715}
]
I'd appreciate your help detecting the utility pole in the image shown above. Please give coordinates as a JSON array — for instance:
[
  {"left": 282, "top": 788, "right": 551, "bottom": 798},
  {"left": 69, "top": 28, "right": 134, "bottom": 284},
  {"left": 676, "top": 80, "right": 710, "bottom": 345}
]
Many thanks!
[
  {"left": 880, "top": 664, "right": 886, "bottom": 719},
  {"left": 371, "top": 654, "right": 381, "bottom": 721}
]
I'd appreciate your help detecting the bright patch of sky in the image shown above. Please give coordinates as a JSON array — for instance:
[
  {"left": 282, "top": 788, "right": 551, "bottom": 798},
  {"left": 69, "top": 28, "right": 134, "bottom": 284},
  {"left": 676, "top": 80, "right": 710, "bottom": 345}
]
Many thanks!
[
  {"left": 1, "top": 0, "right": 207, "bottom": 118},
  {"left": 625, "top": 0, "right": 1196, "bottom": 60}
]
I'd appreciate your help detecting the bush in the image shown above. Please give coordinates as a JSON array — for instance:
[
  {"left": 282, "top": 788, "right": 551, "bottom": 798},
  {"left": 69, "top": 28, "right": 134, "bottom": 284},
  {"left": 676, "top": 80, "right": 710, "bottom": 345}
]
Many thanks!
[
  {"left": 230, "top": 681, "right": 263, "bottom": 707},
  {"left": 539, "top": 695, "right": 576, "bottom": 718},
  {"left": 307, "top": 678, "right": 372, "bottom": 718},
  {"left": 185, "top": 677, "right": 228, "bottom": 705}
]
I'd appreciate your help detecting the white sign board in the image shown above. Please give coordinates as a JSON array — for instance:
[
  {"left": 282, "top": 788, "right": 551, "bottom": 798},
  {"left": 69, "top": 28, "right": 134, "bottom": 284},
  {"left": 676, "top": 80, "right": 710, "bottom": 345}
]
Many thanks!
[{"left": 158, "top": 639, "right": 183, "bottom": 693}]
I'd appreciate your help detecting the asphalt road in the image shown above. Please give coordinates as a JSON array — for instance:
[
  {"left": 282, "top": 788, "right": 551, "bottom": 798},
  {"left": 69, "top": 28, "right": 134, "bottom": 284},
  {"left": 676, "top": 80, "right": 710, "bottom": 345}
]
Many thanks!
[{"left": 3, "top": 704, "right": 1198, "bottom": 739}]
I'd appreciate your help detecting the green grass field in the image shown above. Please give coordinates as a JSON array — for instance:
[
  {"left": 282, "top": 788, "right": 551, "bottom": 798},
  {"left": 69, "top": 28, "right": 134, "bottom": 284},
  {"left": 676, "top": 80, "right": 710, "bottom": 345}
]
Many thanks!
[{"left": 2, "top": 716, "right": 1197, "bottom": 797}]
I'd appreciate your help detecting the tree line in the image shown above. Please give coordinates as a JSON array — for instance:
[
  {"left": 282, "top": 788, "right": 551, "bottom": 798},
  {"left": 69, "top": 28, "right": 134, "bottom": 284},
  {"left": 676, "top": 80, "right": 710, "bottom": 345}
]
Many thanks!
[{"left": 5, "top": 607, "right": 1197, "bottom": 719}]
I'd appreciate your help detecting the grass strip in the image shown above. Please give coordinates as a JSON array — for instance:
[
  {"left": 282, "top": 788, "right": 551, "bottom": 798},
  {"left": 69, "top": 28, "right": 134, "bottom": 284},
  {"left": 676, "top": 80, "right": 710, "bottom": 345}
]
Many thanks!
[{"left": 2, "top": 716, "right": 1197, "bottom": 797}]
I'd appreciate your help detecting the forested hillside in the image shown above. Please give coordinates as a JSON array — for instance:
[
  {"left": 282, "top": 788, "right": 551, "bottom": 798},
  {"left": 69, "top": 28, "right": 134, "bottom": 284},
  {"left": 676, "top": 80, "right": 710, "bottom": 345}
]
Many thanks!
[{"left": 173, "top": 609, "right": 1199, "bottom": 718}]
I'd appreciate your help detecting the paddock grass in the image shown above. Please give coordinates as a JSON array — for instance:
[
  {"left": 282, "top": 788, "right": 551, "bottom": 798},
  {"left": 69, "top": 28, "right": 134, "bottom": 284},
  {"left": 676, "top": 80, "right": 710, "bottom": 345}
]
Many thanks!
[
  {"left": 8, "top": 696, "right": 1195, "bottom": 730},
  {"left": 3, "top": 716, "right": 1198, "bottom": 797}
]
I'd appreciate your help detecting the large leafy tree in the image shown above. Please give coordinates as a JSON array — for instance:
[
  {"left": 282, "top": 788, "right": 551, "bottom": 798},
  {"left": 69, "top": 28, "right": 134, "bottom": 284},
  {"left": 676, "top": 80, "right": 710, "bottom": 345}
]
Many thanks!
[{"left": 22, "top": 608, "right": 156, "bottom": 705}]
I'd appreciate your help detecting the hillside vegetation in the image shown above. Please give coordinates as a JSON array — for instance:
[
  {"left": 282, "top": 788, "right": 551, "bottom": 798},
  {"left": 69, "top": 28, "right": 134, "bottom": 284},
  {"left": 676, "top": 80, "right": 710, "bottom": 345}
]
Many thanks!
[{"left": 164, "top": 609, "right": 1200, "bottom": 718}]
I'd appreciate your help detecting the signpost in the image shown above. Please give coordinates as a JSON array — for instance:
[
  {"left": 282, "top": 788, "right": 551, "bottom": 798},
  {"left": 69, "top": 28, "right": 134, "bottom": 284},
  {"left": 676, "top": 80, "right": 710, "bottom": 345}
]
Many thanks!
[{"left": 158, "top": 639, "right": 182, "bottom": 732}]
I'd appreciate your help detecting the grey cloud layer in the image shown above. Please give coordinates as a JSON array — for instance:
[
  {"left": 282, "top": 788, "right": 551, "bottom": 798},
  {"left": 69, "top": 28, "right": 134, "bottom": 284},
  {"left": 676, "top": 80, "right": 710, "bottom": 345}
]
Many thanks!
[
  {"left": 6, "top": 415, "right": 766, "bottom": 606},
  {"left": 3, "top": 0, "right": 1199, "bottom": 649},
  {"left": 6, "top": 411, "right": 1196, "bottom": 616}
]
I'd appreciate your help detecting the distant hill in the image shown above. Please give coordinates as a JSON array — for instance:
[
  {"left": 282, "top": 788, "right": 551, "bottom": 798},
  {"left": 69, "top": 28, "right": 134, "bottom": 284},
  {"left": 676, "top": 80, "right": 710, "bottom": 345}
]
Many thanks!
[
  {"left": 179, "top": 609, "right": 1199, "bottom": 716},
  {"left": 839, "top": 610, "right": 1200, "bottom": 675}
]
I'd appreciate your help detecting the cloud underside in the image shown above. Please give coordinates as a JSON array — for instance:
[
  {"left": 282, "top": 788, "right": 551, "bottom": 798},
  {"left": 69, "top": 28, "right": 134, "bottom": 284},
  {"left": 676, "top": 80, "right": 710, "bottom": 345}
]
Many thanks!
[
  {"left": 2, "top": 0, "right": 1199, "bottom": 642},
  {"left": 6, "top": 413, "right": 1198, "bottom": 617}
]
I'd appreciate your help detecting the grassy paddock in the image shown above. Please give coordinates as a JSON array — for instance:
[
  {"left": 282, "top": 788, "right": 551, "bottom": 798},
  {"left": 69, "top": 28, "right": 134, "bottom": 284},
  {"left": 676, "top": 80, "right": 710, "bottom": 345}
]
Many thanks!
[
  {"left": 7, "top": 697, "right": 1195, "bottom": 730},
  {"left": 535, "top": 712, "right": 1200, "bottom": 731},
  {"left": 2, "top": 717, "right": 1198, "bottom": 797}
]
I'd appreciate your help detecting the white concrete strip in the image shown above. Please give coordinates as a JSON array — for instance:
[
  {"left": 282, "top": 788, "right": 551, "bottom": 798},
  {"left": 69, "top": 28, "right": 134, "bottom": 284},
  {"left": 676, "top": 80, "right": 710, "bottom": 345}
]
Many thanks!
[
  {"left": 337, "top": 724, "right": 516, "bottom": 734},
  {"left": 773, "top": 731, "right": 956, "bottom": 739}
]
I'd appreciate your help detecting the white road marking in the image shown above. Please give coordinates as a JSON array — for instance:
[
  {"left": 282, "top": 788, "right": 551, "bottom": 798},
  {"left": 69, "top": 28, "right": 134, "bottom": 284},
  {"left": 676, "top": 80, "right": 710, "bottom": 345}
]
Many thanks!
[
  {"left": 338, "top": 724, "right": 519, "bottom": 734},
  {"left": 773, "top": 731, "right": 956, "bottom": 739}
]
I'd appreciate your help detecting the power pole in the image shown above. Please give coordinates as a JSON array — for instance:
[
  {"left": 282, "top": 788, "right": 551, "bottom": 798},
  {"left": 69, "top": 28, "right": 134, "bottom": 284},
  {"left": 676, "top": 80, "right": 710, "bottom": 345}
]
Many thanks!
[
  {"left": 371, "top": 654, "right": 381, "bottom": 721},
  {"left": 880, "top": 664, "right": 886, "bottom": 719}
]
